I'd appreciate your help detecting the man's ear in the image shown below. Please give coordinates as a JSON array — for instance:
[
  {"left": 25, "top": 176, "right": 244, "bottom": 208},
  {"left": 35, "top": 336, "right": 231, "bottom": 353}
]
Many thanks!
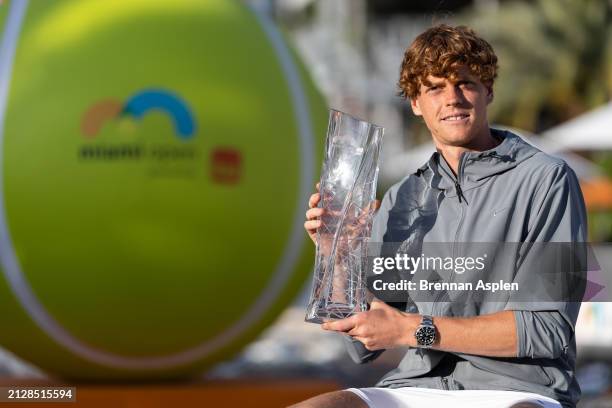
[
  {"left": 486, "top": 86, "right": 494, "bottom": 104},
  {"left": 410, "top": 97, "right": 422, "bottom": 116}
]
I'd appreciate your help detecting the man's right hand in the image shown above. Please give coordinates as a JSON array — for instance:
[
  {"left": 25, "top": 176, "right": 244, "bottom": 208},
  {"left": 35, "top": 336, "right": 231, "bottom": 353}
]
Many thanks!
[
  {"left": 304, "top": 182, "right": 381, "bottom": 245},
  {"left": 304, "top": 182, "right": 324, "bottom": 244}
]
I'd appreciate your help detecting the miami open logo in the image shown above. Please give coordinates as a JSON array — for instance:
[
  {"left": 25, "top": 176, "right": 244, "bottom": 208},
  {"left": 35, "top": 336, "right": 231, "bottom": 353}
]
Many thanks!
[
  {"left": 79, "top": 88, "right": 241, "bottom": 184},
  {"left": 81, "top": 88, "right": 196, "bottom": 140}
]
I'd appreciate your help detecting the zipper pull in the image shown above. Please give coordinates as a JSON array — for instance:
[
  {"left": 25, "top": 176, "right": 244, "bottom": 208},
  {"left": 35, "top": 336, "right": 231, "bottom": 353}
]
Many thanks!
[
  {"left": 442, "top": 377, "right": 449, "bottom": 390},
  {"left": 454, "top": 181, "right": 463, "bottom": 203}
]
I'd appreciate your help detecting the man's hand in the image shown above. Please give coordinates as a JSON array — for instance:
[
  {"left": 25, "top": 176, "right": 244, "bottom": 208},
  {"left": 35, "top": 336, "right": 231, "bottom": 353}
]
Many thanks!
[
  {"left": 304, "top": 182, "right": 381, "bottom": 245},
  {"left": 321, "top": 300, "right": 419, "bottom": 351},
  {"left": 304, "top": 183, "right": 324, "bottom": 244},
  {"left": 321, "top": 302, "right": 519, "bottom": 357}
]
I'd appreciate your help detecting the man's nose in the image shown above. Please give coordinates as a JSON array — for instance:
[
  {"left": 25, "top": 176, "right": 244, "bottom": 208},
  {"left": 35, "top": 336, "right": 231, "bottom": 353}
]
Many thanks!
[{"left": 444, "top": 85, "right": 464, "bottom": 106}]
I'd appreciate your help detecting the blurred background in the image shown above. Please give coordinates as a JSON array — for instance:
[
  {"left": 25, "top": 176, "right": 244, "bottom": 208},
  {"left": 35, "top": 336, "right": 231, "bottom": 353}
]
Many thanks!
[{"left": 0, "top": 0, "right": 611, "bottom": 406}]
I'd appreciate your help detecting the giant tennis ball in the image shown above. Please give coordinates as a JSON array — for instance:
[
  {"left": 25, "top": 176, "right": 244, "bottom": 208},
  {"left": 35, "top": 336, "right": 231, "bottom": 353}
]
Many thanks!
[{"left": 0, "top": 0, "right": 326, "bottom": 380}]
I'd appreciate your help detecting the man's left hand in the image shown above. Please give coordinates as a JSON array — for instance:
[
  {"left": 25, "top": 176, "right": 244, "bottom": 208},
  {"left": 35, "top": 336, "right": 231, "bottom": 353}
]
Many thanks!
[{"left": 321, "top": 300, "right": 419, "bottom": 351}]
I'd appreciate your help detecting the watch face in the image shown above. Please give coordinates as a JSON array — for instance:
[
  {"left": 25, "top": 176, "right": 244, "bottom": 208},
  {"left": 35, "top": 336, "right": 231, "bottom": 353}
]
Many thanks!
[{"left": 416, "top": 326, "right": 436, "bottom": 346}]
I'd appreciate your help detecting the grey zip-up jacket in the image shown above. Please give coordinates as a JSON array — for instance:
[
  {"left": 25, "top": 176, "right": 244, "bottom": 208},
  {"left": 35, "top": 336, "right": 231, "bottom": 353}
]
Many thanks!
[{"left": 345, "top": 129, "right": 587, "bottom": 408}]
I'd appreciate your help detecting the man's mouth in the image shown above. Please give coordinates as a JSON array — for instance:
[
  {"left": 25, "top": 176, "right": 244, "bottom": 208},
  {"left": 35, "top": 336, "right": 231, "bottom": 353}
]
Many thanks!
[{"left": 442, "top": 113, "right": 469, "bottom": 121}]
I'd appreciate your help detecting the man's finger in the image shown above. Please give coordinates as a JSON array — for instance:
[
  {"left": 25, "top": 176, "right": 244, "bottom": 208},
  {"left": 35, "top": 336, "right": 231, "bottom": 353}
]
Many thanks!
[
  {"left": 306, "top": 207, "right": 324, "bottom": 220},
  {"left": 365, "top": 290, "right": 376, "bottom": 304},
  {"left": 347, "top": 326, "right": 362, "bottom": 337},
  {"left": 304, "top": 220, "right": 321, "bottom": 231},
  {"left": 349, "top": 336, "right": 378, "bottom": 351},
  {"left": 308, "top": 193, "right": 321, "bottom": 208},
  {"left": 322, "top": 316, "right": 357, "bottom": 332},
  {"left": 369, "top": 299, "right": 387, "bottom": 310},
  {"left": 361, "top": 340, "right": 378, "bottom": 351}
]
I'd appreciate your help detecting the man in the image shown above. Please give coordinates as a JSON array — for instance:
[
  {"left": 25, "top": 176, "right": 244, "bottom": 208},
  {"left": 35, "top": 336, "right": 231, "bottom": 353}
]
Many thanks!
[{"left": 299, "top": 24, "right": 586, "bottom": 408}]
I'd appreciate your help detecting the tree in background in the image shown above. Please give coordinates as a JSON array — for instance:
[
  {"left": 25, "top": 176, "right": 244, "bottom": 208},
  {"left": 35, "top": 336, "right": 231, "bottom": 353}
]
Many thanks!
[{"left": 461, "top": 0, "right": 612, "bottom": 133}]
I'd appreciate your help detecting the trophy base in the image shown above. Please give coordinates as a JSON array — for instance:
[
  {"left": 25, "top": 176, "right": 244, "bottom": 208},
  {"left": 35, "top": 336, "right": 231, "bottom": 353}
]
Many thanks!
[{"left": 304, "top": 302, "right": 357, "bottom": 324}]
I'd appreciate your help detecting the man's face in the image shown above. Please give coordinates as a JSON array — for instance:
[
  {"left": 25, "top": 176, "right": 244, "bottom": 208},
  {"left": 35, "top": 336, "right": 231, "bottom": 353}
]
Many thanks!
[{"left": 410, "top": 66, "right": 493, "bottom": 148}]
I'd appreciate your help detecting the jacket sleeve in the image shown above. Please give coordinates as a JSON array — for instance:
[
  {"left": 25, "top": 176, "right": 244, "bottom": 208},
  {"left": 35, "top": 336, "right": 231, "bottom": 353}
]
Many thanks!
[
  {"left": 513, "top": 310, "right": 572, "bottom": 359},
  {"left": 505, "top": 162, "right": 588, "bottom": 359}
]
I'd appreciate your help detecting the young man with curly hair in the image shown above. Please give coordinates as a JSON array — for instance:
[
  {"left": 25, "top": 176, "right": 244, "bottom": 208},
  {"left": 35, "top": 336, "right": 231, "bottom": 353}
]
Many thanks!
[{"left": 300, "top": 24, "right": 586, "bottom": 408}]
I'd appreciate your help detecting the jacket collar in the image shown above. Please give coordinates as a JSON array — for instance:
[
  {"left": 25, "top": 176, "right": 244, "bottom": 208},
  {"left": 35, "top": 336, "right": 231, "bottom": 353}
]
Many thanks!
[{"left": 414, "top": 129, "right": 541, "bottom": 195}]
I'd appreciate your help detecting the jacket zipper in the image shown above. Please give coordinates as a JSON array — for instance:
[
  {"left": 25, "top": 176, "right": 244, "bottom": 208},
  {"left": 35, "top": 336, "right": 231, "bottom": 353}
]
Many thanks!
[
  {"left": 454, "top": 153, "right": 467, "bottom": 205},
  {"left": 441, "top": 377, "right": 450, "bottom": 390},
  {"left": 449, "top": 157, "right": 467, "bottom": 307},
  {"left": 432, "top": 155, "right": 467, "bottom": 316},
  {"left": 454, "top": 181, "right": 464, "bottom": 203},
  {"left": 453, "top": 153, "right": 467, "bottom": 249}
]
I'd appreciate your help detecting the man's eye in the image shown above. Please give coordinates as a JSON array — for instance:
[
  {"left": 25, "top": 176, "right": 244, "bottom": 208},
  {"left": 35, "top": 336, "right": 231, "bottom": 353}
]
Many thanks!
[{"left": 427, "top": 86, "right": 439, "bottom": 92}]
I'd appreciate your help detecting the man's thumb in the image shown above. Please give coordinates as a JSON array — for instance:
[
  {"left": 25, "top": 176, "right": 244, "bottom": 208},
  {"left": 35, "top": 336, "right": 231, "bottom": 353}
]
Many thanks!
[{"left": 369, "top": 299, "right": 387, "bottom": 310}]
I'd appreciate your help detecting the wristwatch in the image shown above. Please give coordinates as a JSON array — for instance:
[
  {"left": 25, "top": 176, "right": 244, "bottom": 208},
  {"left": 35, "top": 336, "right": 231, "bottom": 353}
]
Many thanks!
[{"left": 414, "top": 315, "right": 437, "bottom": 348}]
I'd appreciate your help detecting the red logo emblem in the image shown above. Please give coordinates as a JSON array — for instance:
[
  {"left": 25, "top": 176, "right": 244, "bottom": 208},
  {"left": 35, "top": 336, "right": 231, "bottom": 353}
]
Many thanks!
[{"left": 211, "top": 148, "right": 242, "bottom": 184}]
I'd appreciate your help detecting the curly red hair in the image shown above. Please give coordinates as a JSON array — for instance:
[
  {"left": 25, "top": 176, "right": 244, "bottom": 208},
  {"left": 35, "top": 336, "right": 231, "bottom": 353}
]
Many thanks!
[{"left": 398, "top": 24, "right": 498, "bottom": 99}]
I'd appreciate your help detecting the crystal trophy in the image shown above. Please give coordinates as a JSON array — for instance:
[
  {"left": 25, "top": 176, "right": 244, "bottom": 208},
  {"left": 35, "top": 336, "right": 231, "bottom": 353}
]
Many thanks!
[{"left": 305, "top": 109, "right": 384, "bottom": 323}]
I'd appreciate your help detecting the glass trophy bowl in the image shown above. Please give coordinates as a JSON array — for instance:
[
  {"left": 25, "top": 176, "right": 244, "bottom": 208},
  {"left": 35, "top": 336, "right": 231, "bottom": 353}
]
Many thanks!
[{"left": 305, "top": 109, "right": 384, "bottom": 323}]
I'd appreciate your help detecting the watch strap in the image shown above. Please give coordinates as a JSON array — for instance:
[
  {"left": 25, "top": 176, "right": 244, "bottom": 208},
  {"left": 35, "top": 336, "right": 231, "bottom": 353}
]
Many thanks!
[{"left": 421, "top": 315, "right": 433, "bottom": 326}]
